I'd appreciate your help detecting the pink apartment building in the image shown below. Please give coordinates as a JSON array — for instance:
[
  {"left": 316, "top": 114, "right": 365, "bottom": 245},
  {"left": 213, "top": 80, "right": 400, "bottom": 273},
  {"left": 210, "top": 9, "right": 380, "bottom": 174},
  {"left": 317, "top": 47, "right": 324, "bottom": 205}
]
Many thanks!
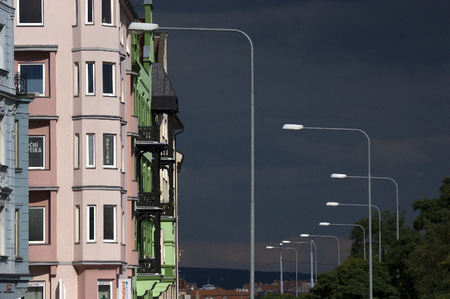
[{"left": 15, "top": 0, "right": 139, "bottom": 297}]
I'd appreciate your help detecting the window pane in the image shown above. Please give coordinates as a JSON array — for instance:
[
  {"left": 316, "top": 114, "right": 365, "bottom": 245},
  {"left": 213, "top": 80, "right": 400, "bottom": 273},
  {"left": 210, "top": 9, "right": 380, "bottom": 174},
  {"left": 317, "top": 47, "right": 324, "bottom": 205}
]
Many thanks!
[
  {"left": 103, "top": 206, "right": 114, "bottom": 240},
  {"left": 102, "top": 63, "right": 114, "bottom": 95},
  {"left": 86, "top": 0, "right": 93, "bottom": 23},
  {"left": 19, "top": 0, "right": 42, "bottom": 24},
  {"left": 87, "top": 62, "right": 95, "bottom": 94},
  {"left": 102, "top": 0, "right": 111, "bottom": 24},
  {"left": 88, "top": 206, "right": 95, "bottom": 241},
  {"left": 20, "top": 65, "right": 44, "bottom": 95},
  {"left": 29, "top": 136, "right": 44, "bottom": 168},
  {"left": 103, "top": 135, "right": 114, "bottom": 166},
  {"left": 29, "top": 208, "right": 44, "bottom": 242},
  {"left": 98, "top": 284, "right": 110, "bottom": 299},
  {"left": 87, "top": 134, "right": 95, "bottom": 167},
  {"left": 25, "top": 286, "right": 44, "bottom": 299}
]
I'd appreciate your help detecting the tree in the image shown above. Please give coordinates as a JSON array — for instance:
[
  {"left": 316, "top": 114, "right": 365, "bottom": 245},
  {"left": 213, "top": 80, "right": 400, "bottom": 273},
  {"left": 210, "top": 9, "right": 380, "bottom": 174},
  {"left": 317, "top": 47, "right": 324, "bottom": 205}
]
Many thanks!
[{"left": 308, "top": 257, "right": 399, "bottom": 299}]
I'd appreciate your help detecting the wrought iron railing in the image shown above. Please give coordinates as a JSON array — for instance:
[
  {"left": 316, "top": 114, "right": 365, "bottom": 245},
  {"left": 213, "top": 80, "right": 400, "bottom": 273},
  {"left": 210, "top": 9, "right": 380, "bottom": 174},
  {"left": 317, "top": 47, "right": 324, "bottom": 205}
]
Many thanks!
[
  {"left": 137, "top": 192, "right": 174, "bottom": 216},
  {"left": 138, "top": 257, "right": 159, "bottom": 274},
  {"left": 14, "top": 73, "right": 27, "bottom": 95},
  {"left": 138, "top": 126, "right": 158, "bottom": 141}
]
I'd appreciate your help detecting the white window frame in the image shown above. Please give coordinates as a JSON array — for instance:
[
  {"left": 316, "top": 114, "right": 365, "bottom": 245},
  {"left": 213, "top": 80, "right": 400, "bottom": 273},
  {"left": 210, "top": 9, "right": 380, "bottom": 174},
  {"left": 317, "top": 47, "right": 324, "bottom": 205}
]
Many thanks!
[
  {"left": 29, "top": 135, "right": 45, "bottom": 169},
  {"left": 29, "top": 207, "right": 45, "bottom": 244},
  {"left": 87, "top": 205, "right": 96, "bottom": 243},
  {"left": 101, "top": 0, "right": 113, "bottom": 25},
  {"left": 86, "top": 62, "right": 95, "bottom": 95},
  {"left": 103, "top": 134, "right": 116, "bottom": 168},
  {"left": 103, "top": 205, "right": 116, "bottom": 242},
  {"left": 98, "top": 280, "right": 112, "bottom": 299},
  {"left": 85, "top": 0, "right": 94, "bottom": 24},
  {"left": 102, "top": 62, "right": 115, "bottom": 96},
  {"left": 74, "top": 134, "right": 80, "bottom": 169},
  {"left": 86, "top": 134, "right": 95, "bottom": 168},
  {"left": 17, "top": 0, "right": 44, "bottom": 26},
  {"left": 26, "top": 281, "right": 46, "bottom": 299},
  {"left": 74, "top": 62, "right": 80, "bottom": 96},
  {"left": 18, "top": 63, "right": 46, "bottom": 96},
  {"left": 75, "top": 205, "right": 80, "bottom": 243}
]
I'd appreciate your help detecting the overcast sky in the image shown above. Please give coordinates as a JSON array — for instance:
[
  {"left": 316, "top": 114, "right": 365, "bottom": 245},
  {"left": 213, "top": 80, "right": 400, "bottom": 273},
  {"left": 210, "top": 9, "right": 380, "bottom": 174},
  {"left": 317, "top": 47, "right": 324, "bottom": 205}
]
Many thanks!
[{"left": 133, "top": 1, "right": 450, "bottom": 276}]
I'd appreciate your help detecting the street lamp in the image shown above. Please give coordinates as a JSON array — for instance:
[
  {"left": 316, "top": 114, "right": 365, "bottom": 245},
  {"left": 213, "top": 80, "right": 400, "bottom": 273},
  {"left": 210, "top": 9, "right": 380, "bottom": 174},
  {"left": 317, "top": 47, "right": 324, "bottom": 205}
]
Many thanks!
[
  {"left": 283, "top": 123, "right": 373, "bottom": 299},
  {"left": 266, "top": 244, "right": 284, "bottom": 293},
  {"left": 130, "top": 22, "right": 256, "bottom": 298},
  {"left": 281, "top": 240, "right": 317, "bottom": 290},
  {"left": 331, "top": 173, "right": 400, "bottom": 240},
  {"left": 300, "top": 234, "right": 340, "bottom": 266},
  {"left": 326, "top": 201, "right": 382, "bottom": 262},
  {"left": 320, "top": 222, "right": 366, "bottom": 260}
]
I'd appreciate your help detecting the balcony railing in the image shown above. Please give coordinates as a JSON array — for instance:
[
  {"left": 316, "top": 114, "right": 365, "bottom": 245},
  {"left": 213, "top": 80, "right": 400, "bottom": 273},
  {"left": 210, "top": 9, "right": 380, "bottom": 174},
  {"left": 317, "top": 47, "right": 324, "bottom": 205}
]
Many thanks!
[
  {"left": 138, "top": 126, "right": 158, "bottom": 141},
  {"left": 137, "top": 192, "right": 174, "bottom": 216},
  {"left": 138, "top": 257, "right": 160, "bottom": 274},
  {"left": 14, "top": 73, "right": 27, "bottom": 95}
]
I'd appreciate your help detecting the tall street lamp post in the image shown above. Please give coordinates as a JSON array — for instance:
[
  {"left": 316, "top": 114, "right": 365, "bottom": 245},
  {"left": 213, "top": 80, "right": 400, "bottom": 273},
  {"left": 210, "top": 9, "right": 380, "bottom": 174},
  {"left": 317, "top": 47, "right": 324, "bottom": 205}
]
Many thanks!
[
  {"left": 283, "top": 124, "right": 373, "bottom": 299},
  {"left": 129, "top": 22, "right": 256, "bottom": 298},
  {"left": 266, "top": 245, "right": 284, "bottom": 294},
  {"left": 320, "top": 222, "right": 367, "bottom": 260},
  {"left": 282, "top": 240, "right": 317, "bottom": 290},
  {"left": 300, "top": 234, "right": 340, "bottom": 266},
  {"left": 327, "top": 201, "right": 382, "bottom": 262},
  {"left": 331, "top": 173, "right": 400, "bottom": 240}
]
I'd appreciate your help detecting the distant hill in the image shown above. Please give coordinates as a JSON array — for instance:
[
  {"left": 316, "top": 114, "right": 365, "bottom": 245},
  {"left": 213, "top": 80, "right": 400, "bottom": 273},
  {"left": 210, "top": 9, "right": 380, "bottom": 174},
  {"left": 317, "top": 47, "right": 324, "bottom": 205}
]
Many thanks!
[{"left": 179, "top": 267, "right": 310, "bottom": 290}]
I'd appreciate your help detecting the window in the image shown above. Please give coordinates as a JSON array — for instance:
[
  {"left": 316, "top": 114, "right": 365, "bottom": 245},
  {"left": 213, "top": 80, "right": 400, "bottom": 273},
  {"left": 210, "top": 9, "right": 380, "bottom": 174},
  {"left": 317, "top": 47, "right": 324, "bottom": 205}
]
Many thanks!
[
  {"left": 29, "top": 207, "right": 45, "bottom": 244},
  {"left": 18, "top": 0, "right": 43, "bottom": 25},
  {"left": 0, "top": 25, "right": 5, "bottom": 70},
  {"left": 74, "top": 134, "right": 79, "bottom": 168},
  {"left": 74, "top": 62, "right": 79, "bottom": 96},
  {"left": 86, "top": 134, "right": 95, "bottom": 168},
  {"left": 103, "top": 134, "right": 115, "bottom": 168},
  {"left": 15, "top": 209, "right": 19, "bottom": 257},
  {"left": 19, "top": 63, "right": 45, "bottom": 96},
  {"left": 102, "top": 0, "right": 112, "bottom": 25},
  {"left": 25, "top": 281, "right": 45, "bottom": 299},
  {"left": 0, "top": 211, "right": 2, "bottom": 255},
  {"left": 75, "top": 206, "right": 80, "bottom": 243},
  {"left": 86, "top": 62, "right": 95, "bottom": 95},
  {"left": 102, "top": 62, "right": 114, "bottom": 96},
  {"left": 98, "top": 280, "right": 112, "bottom": 299},
  {"left": 87, "top": 205, "right": 96, "bottom": 242},
  {"left": 86, "top": 0, "right": 94, "bottom": 24},
  {"left": 29, "top": 136, "right": 45, "bottom": 169},
  {"left": 103, "top": 206, "right": 115, "bottom": 242},
  {"left": 15, "top": 121, "right": 18, "bottom": 168}
]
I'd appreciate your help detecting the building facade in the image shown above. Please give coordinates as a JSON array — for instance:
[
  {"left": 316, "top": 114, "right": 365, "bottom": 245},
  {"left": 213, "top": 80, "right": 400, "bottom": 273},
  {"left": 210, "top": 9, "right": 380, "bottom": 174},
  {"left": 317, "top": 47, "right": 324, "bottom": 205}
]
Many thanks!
[
  {"left": 0, "top": 0, "right": 33, "bottom": 297},
  {"left": 14, "top": 0, "right": 138, "bottom": 297},
  {"left": 129, "top": 1, "right": 183, "bottom": 297}
]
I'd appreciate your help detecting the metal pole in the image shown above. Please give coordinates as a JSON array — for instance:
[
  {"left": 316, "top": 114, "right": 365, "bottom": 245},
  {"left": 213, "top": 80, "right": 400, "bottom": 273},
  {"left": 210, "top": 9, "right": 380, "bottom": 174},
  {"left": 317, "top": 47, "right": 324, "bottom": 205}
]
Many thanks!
[
  {"left": 158, "top": 26, "right": 255, "bottom": 299},
  {"left": 310, "top": 241, "right": 314, "bottom": 288},
  {"left": 280, "top": 246, "right": 284, "bottom": 294}
]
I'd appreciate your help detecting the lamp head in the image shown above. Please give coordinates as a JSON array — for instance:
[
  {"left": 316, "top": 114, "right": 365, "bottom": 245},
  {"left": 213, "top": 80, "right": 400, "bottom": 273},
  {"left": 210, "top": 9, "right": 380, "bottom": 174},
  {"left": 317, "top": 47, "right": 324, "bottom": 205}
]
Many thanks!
[
  {"left": 300, "top": 234, "right": 310, "bottom": 237},
  {"left": 282, "top": 240, "right": 291, "bottom": 244},
  {"left": 282, "top": 124, "right": 304, "bottom": 131},
  {"left": 331, "top": 173, "right": 347, "bottom": 179},
  {"left": 326, "top": 202, "right": 340, "bottom": 206},
  {"left": 319, "top": 222, "right": 331, "bottom": 226},
  {"left": 128, "top": 22, "right": 159, "bottom": 33},
  {"left": 266, "top": 246, "right": 275, "bottom": 249}
]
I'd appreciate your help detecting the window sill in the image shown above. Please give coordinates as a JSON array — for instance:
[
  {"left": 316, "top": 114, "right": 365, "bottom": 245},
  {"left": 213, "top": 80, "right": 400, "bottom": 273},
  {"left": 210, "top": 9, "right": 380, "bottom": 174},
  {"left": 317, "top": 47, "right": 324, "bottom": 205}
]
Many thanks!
[
  {"left": 102, "top": 94, "right": 117, "bottom": 98},
  {"left": 17, "top": 23, "right": 44, "bottom": 27},
  {"left": 15, "top": 256, "right": 23, "bottom": 262},
  {"left": 29, "top": 242, "right": 47, "bottom": 245},
  {"left": 103, "top": 167, "right": 117, "bottom": 170},
  {"left": 103, "top": 241, "right": 118, "bottom": 244}
]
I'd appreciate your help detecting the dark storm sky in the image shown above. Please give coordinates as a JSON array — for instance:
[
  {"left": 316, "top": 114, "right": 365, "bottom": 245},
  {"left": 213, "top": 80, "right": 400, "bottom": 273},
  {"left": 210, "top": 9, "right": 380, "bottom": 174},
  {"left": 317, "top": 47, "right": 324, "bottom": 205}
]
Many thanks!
[{"left": 132, "top": 0, "right": 450, "bottom": 274}]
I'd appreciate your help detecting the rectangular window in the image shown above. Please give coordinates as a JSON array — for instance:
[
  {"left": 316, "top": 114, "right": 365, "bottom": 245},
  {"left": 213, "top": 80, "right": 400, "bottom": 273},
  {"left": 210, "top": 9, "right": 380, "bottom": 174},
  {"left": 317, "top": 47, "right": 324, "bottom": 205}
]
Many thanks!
[
  {"left": 15, "top": 121, "right": 18, "bottom": 168},
  {"left": 19, "top": 63, "right": 45, "bottom": 96},
  {"left": 86, "top": 134, "right": 95, "bottom": 168},
  {"left": 75, "top": 205, "right": 80, "bottom": 243},
  {"left": 15, "top": 209, "right": 19, "bottom": 257},
  {"left": 18, "top": 0, "right": 43, "bottom": 25},
  {"left": 103, "top": 134, "right": 115, "bottom": 168},
  {"left": 103, "top": 206, "right": 115, "bottom": 242},
  {"left": 74, "top": 134, "right": 80, "bottom": 168},
  {"left": 86, "top": 0, "right": 94, "bottom": 24},
  {"left": 0, "top": 212, "right": 2, "bottom": 255},
  {"left": 98, "top": 280, "right": 112, "bottom": 299},
  {"left": 102, "top": 0, "right": 112, "bottom": 25},
  {"left": 102, "top": 62, "right": 114, "bottom": 96},
  {"left": 29, "top": 136, "right": 45, "bottom": 169},
  {"left": 86, "top": 62, "right": 95, "bottom": 95},
  {"left": 29, "top": 207, "right": 45, "bottom": 244},
  {"left": 74, "top": 62, "right": 79, "bottom": 96},
  {"left": 87, "top": 205, "right": 96, "bottom": 242},
  {"left": 25, "top": 282, "right": 45, "bottom": 299}
]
